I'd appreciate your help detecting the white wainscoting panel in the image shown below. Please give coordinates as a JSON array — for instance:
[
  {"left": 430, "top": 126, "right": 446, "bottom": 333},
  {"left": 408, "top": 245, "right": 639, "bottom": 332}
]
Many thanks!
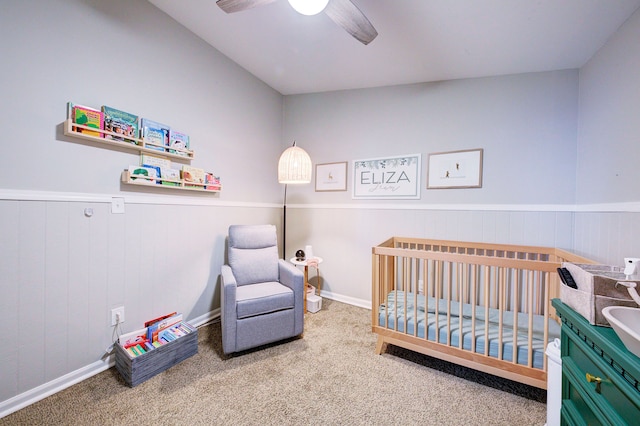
[
  {"left": 287, "top": 206, "right": 577, "bottom": 306},
  {"left": 574, "top": 211, "right": 640, "bottom": 265},
  {"left": 0, "top": 196, "right": 279, "bottom": 416},
  {"left": 3, "top": 193, "right": 637, "bottom": 417}
]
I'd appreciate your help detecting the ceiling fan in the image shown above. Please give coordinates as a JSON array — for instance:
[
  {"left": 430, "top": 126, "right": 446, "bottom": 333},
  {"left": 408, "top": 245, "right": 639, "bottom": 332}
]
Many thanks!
[{"left": 216, "top": 0, "right": 378, "bottom": 45}]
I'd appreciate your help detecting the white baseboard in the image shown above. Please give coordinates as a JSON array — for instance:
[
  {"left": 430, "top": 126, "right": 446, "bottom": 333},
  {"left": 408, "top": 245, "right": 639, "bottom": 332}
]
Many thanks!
[
  {"left": 0, "top": 357, "right": 114, "bottom": 419},
  {"left": 189, "top": 308, "right": 221, "bottom": 327},
  {"left": 320, "top": 291, "right": 371, "bottom": 310},
  {"left": 0, "top": 300, "right": 368, "bottom": 419},
  {"left": 0, "top": 309, "right": 222, "bottom": 419}
]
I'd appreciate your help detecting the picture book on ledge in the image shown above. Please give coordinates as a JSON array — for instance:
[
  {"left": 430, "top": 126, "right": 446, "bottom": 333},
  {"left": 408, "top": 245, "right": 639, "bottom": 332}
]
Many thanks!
[
  {"left": 67, "top": 102, "right": 103, "bottom": 138},
  {"left": 140, "top": 154, "right": 181, "bottom": 187},
  {"left": 140, "top": 154, "right": 171, "bottom": 170},
  {"left": 169, "top": 129, "right": 190, "bottom": 156},
  {"left": 182, "top": 165, "right": 205, "bottom": 188},
  {"left": 161, "top": 167, "right": 181, "bottom": 187},
  {"left": 205, "top": 173, "right": 221, "bottom": 191},
  {"left": 128, "top": 165, "right": 158, "bottom": 185},
  {"left": 102, "top": 105, "right": 139, "bottom": 144},
  {"left": 140, "top": 118, "right": 170, "bottom": 153}
]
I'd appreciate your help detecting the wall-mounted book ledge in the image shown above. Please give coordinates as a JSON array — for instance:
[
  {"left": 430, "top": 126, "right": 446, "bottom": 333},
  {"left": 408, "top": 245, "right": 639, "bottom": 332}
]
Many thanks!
[
  {"left": 121, "top": 170, "right": 222, "bottom": 193},
  {"left": 63, "top": 119, "right": 195, "bottom": 161}
]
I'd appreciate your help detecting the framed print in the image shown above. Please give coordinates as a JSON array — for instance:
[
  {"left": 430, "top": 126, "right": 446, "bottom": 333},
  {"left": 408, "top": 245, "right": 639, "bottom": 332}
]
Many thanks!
[
  {"left": 427, "top": 149, "right": 483, "bottom": 189},
  {"left": 352, "top": 154, "right": 421, "bottom": 199},
  {"left": 315, "top": 162, "right": 348, "bottom": 192}
]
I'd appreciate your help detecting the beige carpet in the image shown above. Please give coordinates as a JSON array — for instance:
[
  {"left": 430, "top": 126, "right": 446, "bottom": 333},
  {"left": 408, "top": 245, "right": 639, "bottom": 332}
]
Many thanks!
[{"left": 1, "top": 300, "right": 547, "bottom": 425}]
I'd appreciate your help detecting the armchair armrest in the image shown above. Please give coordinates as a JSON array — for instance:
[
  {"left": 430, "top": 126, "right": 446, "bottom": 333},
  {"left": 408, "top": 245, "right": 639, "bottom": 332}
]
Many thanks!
[
  {"left": 279, "top": 259, "right": 305, "bottom": 335},
  {"left": 221, "top": 264, "right": 237, "bottom": 289},
  {"left": 278, "top": 259, "right": 304, "bottom": 293},
  {"left": 221, "top": 264, "right": 238, "bottom": 353}
]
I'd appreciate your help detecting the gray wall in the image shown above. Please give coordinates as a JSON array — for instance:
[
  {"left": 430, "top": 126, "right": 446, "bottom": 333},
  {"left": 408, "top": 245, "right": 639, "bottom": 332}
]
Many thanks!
[
  {"left": 0, "top": 0, "right": 283, "bottom": 200},
  {"left": 0, "top": 0, "right": 283, "bottom": 411},
  {"left": 282, "top": 71, "right": 581, "bottom": 306},
  {"left": 576, "top": 7, "right": 640, "bottom": 205},
  {"left": 573, "top": 7, "right": 640, "bottom": 264},
  {"left": 284, "top": 71, "right": 579, "bottom": 205}
]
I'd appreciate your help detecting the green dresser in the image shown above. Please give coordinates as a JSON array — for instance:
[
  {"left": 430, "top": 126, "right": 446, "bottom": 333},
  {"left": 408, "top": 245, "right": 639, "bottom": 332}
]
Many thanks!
[{"left": 552, "top": 299, "right": 640, "bottom": 425}]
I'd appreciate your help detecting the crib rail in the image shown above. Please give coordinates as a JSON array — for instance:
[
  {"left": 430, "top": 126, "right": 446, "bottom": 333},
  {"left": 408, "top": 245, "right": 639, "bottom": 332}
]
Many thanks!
[{"left": 372, "top": 237, "right": 593, "bottom": 389}]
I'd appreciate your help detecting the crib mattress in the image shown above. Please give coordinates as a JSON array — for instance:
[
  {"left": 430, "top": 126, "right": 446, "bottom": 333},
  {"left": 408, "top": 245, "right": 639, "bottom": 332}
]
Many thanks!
[{"left": 378, "top": 291, "right": 560, "bottom": 369}]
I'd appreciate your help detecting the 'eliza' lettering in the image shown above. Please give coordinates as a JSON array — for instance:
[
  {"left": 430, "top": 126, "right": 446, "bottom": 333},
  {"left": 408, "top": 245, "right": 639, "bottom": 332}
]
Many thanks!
[{"left": 359, "top": 171, "right": 411, "bottom": 185}]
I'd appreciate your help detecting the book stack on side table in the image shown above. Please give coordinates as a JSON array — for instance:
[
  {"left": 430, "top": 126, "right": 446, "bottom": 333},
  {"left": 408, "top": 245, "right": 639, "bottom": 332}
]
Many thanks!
[{"left": 114, "top": 313, "right": 198, "bottom": 387}]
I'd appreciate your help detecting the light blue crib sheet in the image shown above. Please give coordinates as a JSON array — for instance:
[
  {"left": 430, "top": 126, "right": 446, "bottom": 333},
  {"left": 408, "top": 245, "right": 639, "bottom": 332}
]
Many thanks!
[{"left": 378, "top": 290, "right": 560, "bottom": 369}]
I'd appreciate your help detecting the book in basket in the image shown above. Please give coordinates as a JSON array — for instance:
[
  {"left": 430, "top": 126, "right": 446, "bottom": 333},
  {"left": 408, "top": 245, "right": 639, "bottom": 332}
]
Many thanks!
[
  {"left": 140, "top": 118, "right": 170, "bottom": 153},
  {"left": 68, "top": 102, "right": 104, "bottom": 138},
  {"left": 169, "top": 129, "right": 190, "bottom": 156},
  {"left": 102, "top": 105, "right": 139, "bottom": 144},
  {"left": 145, "top": 312, "right": 183, "bottom": 343}
]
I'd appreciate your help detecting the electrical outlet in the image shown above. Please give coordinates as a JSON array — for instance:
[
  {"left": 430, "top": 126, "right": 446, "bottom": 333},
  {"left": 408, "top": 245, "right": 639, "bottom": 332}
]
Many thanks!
[
  {"left": 111, "top": 197, "right": 125, "bottom": 214},
  {"left": 111, "top": 306, "right": 125, "bottom": 326}
]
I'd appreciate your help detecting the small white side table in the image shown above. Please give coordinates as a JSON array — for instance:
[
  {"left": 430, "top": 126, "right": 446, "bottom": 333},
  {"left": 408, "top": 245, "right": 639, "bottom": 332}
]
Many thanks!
[{"left": 290, "top": 256, "right": 323, "bottom": 312}]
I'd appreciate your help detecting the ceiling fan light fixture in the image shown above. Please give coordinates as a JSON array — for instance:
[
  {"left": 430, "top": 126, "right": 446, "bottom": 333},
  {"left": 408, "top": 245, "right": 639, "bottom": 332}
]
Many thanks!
[{"left": 287, "top": 0, "right": 329, "bottom": 16}]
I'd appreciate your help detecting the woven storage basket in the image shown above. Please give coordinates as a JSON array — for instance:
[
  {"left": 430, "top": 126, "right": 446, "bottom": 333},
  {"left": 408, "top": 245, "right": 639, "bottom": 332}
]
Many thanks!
[{"left": 115, "top": 327, "right": 198, "bottom": 387}]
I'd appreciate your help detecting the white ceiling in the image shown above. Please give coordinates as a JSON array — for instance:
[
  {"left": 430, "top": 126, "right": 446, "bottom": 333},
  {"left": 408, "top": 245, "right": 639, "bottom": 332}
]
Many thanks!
[{"left": 148, "top": 0, "right": 640, "bottom": 95}]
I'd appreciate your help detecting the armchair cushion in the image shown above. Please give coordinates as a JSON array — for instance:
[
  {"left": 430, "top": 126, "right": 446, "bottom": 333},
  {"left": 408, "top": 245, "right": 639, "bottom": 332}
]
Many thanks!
[
  {"left": 228, "top": 225, "right": 279, "bottom": 285},
  {"left": 236, "top": 281, "right": 294, "bottom": 319}
]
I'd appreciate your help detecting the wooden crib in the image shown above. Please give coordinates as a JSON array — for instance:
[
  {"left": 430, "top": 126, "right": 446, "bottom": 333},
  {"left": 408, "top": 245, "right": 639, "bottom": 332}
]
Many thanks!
[{"left": 372, "top": 237, "right": 593, "bottom": 389}]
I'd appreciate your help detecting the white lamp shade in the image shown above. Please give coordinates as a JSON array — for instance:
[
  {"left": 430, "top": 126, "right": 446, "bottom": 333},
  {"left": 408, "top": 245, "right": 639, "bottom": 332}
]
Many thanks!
[
  {"left": 278, "top": 145, "right": 312, "bottom": 184},
  {"left": 287, "top": 0, "right": 329, "bottom": 16}
]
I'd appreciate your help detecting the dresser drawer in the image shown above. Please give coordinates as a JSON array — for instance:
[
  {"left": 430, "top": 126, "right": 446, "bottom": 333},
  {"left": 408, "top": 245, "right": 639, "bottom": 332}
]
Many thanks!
[
  {"left": 565, "top": 329, "right": 639, "bottom": 424},
  {"left": 563, "top": 357, "right": 611, "bottom": 425},
  {"left": 561, "top": 379, "right": 604, "bottom": 426}
]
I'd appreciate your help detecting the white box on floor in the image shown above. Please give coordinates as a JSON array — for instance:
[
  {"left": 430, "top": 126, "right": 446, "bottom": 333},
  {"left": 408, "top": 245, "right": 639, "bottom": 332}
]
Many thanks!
[{"left": 307, "top": 294, "right": 322, "bottom": 313}]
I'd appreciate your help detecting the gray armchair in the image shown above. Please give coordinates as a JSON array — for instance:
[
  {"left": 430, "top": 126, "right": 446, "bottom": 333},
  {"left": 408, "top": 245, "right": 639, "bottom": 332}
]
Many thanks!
[{"left": 221, "top": 224, "right": 304, "bottom": 354}]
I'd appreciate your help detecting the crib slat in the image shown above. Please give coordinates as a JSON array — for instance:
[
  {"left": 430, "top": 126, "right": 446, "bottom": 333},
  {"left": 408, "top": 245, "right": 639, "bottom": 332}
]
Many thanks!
[
  {"left": 458, "top": 262, "right": 464, "bottom": 350},
  {"left": 447, "top": 262, "right": 452, "bottom": 347},
  {"left": 435, "top": 260, "right": 442, "bottom": 344},
  {"left": 484, "top": 265, "right": 490, "bottom": 357},
  {"left": 383, "top": 254, "right": 388, "bottom": 329},
  {"left": 498, "top": 267, "right": 505, "bottom": 361},
  {"left": 471, "top": 264, "right": 477, "bottom": 354},
  {"left": 393, "top": 272, "right": 398, "bottom": 332},
  {"left": 424, "top": 259, "right": 430, "bottom": 341},
  {"left": 413, "top": 257, "right": 418, "bottom": 338},
  {"left": 512, "top": 268, "right": 520, "bottom": 365},
  {"left": 527, "top": 271, "right": 534, "bottom": 368},
  {"left": 402, "top": 256, "right": 408, "bottom": 334},
  {"left": 543, "top": 271, "right": 549, "bottom": 371}
]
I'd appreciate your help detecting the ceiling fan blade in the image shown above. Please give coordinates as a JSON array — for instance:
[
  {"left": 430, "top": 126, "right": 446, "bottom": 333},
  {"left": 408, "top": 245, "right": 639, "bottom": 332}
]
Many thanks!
[
  {"left": 324, "top": 0, "right": 378, "bottom": 45},
  {"left": 216, "top": 0, "right": 276, "bottom": 14}
]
